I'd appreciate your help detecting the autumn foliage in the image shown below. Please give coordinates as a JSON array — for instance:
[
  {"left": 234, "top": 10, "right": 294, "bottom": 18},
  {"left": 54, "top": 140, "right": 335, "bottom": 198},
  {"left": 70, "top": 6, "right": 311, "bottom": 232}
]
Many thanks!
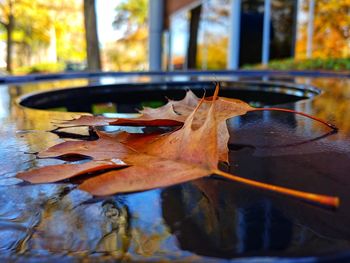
[{"left": 17, "top": 85, "right": 339, "bottom": 207}]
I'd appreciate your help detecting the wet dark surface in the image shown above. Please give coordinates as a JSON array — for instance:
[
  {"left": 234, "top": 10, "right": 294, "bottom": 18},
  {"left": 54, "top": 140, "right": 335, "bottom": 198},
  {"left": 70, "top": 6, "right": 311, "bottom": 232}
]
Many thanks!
[{"left": 1, "top": 71, "right": 350, "bottom": 262}]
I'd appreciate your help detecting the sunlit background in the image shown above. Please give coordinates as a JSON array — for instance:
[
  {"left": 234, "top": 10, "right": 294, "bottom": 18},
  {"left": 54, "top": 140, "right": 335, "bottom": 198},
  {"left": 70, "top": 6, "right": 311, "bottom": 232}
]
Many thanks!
[{"left": 0, "top": 0, "right": 349, "bottom": 75}]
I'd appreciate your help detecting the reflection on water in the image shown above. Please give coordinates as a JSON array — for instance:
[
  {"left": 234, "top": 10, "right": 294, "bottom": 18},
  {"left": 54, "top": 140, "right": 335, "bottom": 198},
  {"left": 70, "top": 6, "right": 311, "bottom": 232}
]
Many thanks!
[
  {"left": 9, "top": 79, "right": 89, "bottom": 98},
  {"left": 162, "top": 182, "right": 294, "bottom": 258},
  {"left": 298, "top": 78, "right": 350, "bottom": 137},
  {"left": 27, "top": 189, "right": 130, "bottom": 256},
  {"left": 0, "top": 76, "right": 350, "bottom": 261},
  {"left": 0, "top": 184, "right": 65, "bottom": 252},
  {"left": 162, "top": 179, "right": 350, "bottom": 259}
]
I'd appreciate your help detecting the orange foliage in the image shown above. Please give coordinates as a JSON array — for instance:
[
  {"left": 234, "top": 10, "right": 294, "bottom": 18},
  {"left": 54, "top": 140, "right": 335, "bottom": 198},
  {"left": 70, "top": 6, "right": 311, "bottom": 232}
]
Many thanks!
[{"left": 296, "top": 0, "right": 350, "bottom": 59}]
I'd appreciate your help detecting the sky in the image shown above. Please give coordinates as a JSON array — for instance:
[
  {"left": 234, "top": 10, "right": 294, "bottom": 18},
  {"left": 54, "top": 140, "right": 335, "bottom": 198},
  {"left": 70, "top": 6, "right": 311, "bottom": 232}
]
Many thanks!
[
  {"left": 96, "top": 0, "right": 123, "bottom": 45},
  {"left": 95, "top": 0, "right": 187, "bottom": 55}
]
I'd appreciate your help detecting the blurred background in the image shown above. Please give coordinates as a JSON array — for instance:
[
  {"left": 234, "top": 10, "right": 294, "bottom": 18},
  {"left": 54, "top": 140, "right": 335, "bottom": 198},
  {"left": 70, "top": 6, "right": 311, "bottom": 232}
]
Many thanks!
[{"left": 0, "top": 0, "right": 349, "bottom": 75}]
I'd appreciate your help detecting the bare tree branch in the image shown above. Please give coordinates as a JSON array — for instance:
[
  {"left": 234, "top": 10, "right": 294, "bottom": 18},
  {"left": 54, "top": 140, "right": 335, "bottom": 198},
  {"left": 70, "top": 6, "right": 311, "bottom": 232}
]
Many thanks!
[{"left": 0, "top": 20, "right": 8, "bottom": 28}]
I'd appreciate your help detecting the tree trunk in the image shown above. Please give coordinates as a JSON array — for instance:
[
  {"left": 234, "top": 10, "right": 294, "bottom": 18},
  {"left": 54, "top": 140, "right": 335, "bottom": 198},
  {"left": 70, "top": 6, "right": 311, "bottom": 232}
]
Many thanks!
[
  {"left": 6, "top": 13, "right": 14, "bottom": 73},
  {"left": 83, "top": 0, "right": 101, "bottom": 71},
  {"left": 186, "top": 4, "right": 201, "bottom": 69}
]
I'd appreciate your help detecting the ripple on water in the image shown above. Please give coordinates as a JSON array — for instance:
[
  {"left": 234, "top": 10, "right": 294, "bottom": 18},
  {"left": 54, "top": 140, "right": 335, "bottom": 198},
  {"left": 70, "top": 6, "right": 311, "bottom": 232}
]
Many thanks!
[{"left": 0, "top": 184, "right": 67, "bottom": 252}]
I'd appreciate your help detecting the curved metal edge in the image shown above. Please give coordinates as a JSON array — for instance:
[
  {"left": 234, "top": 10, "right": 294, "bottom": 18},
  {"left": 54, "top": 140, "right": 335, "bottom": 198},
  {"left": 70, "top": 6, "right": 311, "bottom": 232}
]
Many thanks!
[{"left": 0, "top": 70, "right": 349, "bottom": 85}]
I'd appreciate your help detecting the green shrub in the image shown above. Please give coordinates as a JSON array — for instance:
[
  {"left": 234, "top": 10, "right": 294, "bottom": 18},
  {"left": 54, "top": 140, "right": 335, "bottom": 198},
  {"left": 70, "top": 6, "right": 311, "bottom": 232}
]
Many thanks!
[
  {"left": 243, "top": 58, "right": 350, "bottom": 71},
  {"left": 14, "top": 62, "right": 66, "bottom": 75}
]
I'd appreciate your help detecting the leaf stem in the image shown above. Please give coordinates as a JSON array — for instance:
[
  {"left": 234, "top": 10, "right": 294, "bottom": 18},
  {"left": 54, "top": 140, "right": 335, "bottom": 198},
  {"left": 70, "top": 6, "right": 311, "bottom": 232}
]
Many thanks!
[
  {"left": 251, "top": 108, "right": 338, "bottom": 131},
  {"left": 213, "top": 169, "right": 339, "bottom": 208}
]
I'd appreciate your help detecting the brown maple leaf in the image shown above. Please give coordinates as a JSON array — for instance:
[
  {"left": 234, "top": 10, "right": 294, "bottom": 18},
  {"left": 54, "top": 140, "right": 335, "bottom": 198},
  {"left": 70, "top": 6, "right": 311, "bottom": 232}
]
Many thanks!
[
  {"left": 17, "top": 86, "right": 339, "bottom": 207},
  {"left": 55, "top": 84, "right": 336, "bottom": 163}
]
